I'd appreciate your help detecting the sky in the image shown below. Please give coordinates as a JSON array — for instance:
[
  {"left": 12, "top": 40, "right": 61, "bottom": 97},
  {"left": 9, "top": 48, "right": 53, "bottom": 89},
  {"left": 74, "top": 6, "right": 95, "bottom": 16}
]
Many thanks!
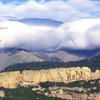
[
  {"left": 0, "top": 0, "right": 100, "bottom": 22},
  {"left": 0, "top": 0, "right": 66, "bottom": 3},
  {"left": 0, "top": 0, "right": 100, "bottom": 51}
]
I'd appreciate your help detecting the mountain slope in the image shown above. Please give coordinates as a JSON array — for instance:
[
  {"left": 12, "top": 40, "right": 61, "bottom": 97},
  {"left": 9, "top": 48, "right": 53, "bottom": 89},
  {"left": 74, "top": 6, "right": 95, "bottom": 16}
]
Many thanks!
[
  {"left": 0, "top": 48, "right": 84, "bottom": 70},
  {"left": 2, "top": 54, "right": 100, "bottom": 72},
  {"left": 0, "top": 48, "right": 44, "bottom": 70},
  {"left": 0, "top": 47, "right": 99, "bottom": 71},
  {"left": 35, "top": 50, "right": 84, "bottom": 62}
]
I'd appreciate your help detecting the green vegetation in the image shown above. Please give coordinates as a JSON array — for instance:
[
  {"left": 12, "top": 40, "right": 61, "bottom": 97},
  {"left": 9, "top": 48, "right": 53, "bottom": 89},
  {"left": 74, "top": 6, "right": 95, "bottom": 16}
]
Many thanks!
[
  {"left": 66, "top": 79, "right": 100, "bottom": 88},
  {"left": 0, "top": 79, "right": 99, "bottom": 100},
  {"left": 1, "top": 87, "right": 62, "bottom": 100},
  {"left": 2, "top": 54, "right": 100, "bottom": 72},
  {"left": 39, "top": 79, "right": 100, "bottom": 93}
]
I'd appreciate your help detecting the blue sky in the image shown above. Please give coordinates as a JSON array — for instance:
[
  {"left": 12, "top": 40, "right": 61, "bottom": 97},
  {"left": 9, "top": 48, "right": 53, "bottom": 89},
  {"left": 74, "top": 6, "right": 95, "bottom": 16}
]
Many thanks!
[
  {"left": 0, "top": 0, "right": 67, "bottom": 3},
  {"left": 0, "top": 0, "right": 27, "bottom": 3},
  {"left": 0, "top": 0, "right": 100, "bottom": 22},
  {"left": 0, "top": 0, "right": 53, "bottom": 3}
]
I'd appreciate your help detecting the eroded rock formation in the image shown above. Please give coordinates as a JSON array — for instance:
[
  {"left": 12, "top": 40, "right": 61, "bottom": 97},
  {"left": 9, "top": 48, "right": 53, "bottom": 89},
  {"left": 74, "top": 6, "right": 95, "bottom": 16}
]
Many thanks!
[
  {"left": 0, "top": 90, "right": 5, "bottom": 98},
  {"left": 0, "top": 67, "right": 100, "bottom": 88}
]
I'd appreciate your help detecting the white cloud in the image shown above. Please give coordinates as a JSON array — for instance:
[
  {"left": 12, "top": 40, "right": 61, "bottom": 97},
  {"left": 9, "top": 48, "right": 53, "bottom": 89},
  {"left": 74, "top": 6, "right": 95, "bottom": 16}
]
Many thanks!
[
  {"left": 0, "top": 18, "right": 100, "bottom": 51},
  {"left": 87, "top": 25, "right": 100, "bottom": 49},
  {"left": 0, "top": 0, "right": 100, "bottom": 22},
  {"left": 55, "top": 18, "right": 100, "bottom": 50},
  {"left": 0, "top": 20, "right": 56, "bottom": 51}
]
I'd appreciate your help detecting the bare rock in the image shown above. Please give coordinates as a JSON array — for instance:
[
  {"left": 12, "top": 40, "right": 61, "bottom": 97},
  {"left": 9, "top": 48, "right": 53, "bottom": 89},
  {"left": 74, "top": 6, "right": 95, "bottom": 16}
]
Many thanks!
[
  {"left": 0, "top": 67, "right": 100, "bottom": 88},
  {"left": 0, "top": 90, "right": 5, "bottom": 98}
]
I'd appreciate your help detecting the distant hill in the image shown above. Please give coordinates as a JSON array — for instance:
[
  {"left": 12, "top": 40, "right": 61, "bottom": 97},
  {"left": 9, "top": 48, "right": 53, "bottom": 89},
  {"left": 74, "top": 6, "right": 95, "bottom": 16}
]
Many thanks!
[{"left": 18, "top": 18, "right": 63, "bottom": 27}]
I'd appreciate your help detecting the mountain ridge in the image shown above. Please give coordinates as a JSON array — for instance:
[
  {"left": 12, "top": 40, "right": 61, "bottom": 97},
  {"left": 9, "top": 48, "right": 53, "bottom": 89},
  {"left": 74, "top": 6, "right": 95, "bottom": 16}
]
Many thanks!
[{"left": 0, "top": 47, "right": 99, "bottom": 71}]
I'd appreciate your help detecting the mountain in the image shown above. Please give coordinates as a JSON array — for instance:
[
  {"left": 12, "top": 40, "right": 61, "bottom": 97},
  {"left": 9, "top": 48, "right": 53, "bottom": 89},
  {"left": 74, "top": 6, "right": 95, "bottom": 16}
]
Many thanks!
[
  {"left": 0, "top": 47, "right": 99, "bottom": 71},
  {"left": 61, "top": 49, "right": 100, "bottom": 58},
  {"left": 2, "top": 52, "right": 100, "bottom": 72},
  {"left": 35, "top": 49, "right": 100, "bottom": 62},
  {"left": 35, "top": 50, "right": 84, "bottom": 62},
  {"left": 0, "top": 48, "right": 83, "bottom": 70},
  {"left": 18, "top": 18, "right": 63, "bottom": 27},
  {"left": 0, "top": 48, "right": 85, "bottom": 70},
  {"left": 0, "top": 48, "right": 44, "bottom": 70}
]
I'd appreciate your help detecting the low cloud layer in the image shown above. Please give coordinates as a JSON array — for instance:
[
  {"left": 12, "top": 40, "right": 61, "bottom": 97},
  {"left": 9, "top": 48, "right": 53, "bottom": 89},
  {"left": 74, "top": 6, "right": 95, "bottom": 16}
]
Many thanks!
[
  {"left": 55, "top": 18, "right": 100, "bottom": 50},
  {"left": 0, "top": 18, "right": 100, "bottom": 51}
]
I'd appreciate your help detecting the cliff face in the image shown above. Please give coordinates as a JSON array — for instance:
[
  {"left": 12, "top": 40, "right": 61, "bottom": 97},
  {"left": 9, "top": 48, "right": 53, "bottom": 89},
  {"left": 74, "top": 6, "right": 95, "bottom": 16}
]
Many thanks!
[
  {"left": 0, "top": 67, "right": 100, "bottom": 88},
  {"left": 0, "top": 71, "right": 21, "bottom": 88}
]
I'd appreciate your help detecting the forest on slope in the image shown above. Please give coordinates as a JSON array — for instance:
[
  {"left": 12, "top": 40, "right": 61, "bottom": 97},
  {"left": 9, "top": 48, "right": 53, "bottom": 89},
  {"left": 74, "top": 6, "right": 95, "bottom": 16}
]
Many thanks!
[{"left": 2, "top": 54, "right": 100, "bottom": 72}]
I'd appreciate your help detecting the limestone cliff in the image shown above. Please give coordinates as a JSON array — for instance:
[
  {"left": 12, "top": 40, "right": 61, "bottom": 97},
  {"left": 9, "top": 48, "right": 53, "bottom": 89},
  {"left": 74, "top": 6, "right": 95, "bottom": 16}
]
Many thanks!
[{"left": 0, "top": 67, "right": 100, "bottom": 88}]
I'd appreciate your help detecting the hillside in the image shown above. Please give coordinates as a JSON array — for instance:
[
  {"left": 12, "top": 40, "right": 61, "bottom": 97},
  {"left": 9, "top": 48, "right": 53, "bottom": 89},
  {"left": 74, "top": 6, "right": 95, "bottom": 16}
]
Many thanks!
[
  {"left": 3, "top": 54, "right": 100, "bottom": 72},
  {"left": 35, "top": 50, "right": 84, "bottom": 62}
]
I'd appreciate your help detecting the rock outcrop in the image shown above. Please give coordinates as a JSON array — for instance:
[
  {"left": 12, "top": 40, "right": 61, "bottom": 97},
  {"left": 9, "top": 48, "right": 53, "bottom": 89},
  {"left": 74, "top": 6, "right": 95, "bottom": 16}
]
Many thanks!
[
  {"left": 0, "top": 67, "right": 100, "bottom": 88},
  {"left": 0, "top": 90, "right": 5, "bottom": 98},
  {"left": 50, "top": 93, "right": 100, "bottom": 100}
]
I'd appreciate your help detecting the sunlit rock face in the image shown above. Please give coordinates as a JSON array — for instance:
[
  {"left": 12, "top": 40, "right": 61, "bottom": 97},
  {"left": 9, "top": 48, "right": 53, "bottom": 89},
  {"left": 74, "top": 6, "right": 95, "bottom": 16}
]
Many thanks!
[
  {"left": 0, "top": 90, "right": 5, "bottom": 98},
  {"left": 0, "top": 67, "right": 100, "bottom": 88},
  {"left": 0, "top": 71, "right": 22, "bottom": 88}
]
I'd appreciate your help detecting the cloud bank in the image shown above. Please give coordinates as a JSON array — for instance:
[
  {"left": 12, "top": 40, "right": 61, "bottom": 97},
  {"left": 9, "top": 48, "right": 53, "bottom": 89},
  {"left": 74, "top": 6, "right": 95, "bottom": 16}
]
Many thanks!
[
  {"left": 0, "top": 18, "right": 100, "bottom": 51},
  {"left": 0, "top": 0, "right": 100, "bottom": 22}
]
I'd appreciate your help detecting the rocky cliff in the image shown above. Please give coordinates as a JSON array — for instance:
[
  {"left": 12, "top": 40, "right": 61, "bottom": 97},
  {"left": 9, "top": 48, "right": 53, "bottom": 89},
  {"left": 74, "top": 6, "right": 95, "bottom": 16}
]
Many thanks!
[{"left": 0, "top": 67, "right": 100, "bottom": 88}]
